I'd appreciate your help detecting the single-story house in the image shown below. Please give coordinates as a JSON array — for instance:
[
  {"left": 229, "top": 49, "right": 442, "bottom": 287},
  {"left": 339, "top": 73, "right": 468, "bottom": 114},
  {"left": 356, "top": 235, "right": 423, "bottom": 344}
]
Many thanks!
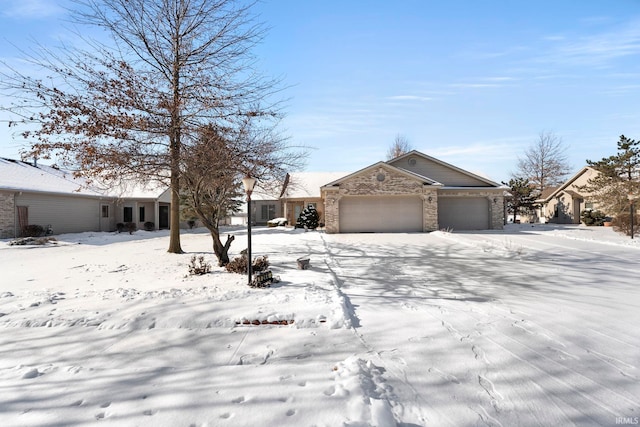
[
  {"left": 249, "top": 182, "right": 284, "bottom": 226},
  {"left": 280, "top": 172, "right": 348, "bottom": 226},
  {"left": 537, "top": 166, "right": 604, "bottom": 224},
  {"left": 0, "top": 158, "right": 171, "bottom": 238},
  {"left": 321, "top": 151, "right": 505, "bottom": 233}
]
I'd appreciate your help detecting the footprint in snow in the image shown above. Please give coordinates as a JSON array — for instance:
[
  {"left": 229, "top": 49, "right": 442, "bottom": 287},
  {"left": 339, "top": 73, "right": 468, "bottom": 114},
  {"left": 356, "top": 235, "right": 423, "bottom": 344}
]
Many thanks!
[
  {"left": 472, "top": 345, "right": 490, "bottom": 364},
  {"left": 21, "top": 368, "right": 41, "bottom": 379},
  {"left": 238, "top": 349, "right": 273, "bottom": 365},
  {"left": 428, "top": 367, "right": 460, "bottom": 384}
]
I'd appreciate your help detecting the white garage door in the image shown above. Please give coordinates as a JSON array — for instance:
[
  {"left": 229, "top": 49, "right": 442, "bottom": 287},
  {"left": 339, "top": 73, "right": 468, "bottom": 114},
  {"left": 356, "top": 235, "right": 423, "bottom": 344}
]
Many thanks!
[
  {"left": 340, "top": 196, "right": 423, "bottom": 233},
  {"left": 438, "top": 197, "right": 489, "bottom": 230}
]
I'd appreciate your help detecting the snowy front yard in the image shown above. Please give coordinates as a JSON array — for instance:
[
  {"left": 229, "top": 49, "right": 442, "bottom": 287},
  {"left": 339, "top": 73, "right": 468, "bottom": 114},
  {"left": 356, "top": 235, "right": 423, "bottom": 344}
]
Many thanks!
[{"left": 1, "top": 225, "right": 639, "bottom": 426}]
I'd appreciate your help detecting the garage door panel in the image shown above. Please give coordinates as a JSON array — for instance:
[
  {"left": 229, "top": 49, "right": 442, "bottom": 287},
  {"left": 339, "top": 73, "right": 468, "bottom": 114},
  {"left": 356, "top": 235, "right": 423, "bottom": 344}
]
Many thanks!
[
  {"left": 438, "top": 197, "right": 489, "bottom": 230},
  {"left": 340, "top": 196, "right": 423, "bottom": 233}
]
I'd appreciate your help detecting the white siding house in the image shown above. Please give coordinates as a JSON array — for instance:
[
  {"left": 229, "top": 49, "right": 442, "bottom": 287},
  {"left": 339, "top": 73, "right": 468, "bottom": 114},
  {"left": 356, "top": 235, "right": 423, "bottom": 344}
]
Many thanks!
[{"left": 0, "top": 158, "right": 171, "bottom": 238}]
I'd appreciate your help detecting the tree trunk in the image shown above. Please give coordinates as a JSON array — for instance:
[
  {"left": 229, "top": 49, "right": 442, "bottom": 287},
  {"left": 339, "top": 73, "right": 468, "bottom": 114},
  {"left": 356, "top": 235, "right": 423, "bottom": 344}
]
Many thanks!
[
  {"left": 167, "top": 165, "right": 183, "bottom": 253},
  {"left": 210, "top": 229, "right": 234, "bottom": 266}
]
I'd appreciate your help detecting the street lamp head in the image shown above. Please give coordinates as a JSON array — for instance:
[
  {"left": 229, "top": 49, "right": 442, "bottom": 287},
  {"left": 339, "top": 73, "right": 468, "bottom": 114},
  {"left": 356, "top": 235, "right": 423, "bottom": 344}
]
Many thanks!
[
  {"left": 242, "top": 176, "right": 257, "bottom": 196},
  {"left": 628, "top": 193, "right": 635, "bottom": 201}
]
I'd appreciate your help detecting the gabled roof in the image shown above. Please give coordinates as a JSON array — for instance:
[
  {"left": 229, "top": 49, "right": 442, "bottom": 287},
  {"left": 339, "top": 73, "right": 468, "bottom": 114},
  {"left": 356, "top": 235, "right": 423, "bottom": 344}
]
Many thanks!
[
  {"left": 538, "top": 166, "right": 597, "bottom": 203},
  {"left": 0, "top": 158, "right": 169, "bottom": 200},
  {"left": 389, "top": 150, "right": 502, "bottom": 187},
  {"left": 284, "top": 172, "right": 350, "bottom": 198},
  {"left": 321, "top": 161, "right": 443, "bottom": 188}
]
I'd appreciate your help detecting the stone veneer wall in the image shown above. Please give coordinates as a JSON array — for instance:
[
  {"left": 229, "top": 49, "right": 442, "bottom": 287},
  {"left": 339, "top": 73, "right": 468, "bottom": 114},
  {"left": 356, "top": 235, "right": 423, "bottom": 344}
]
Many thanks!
[
  {"left": 323, "top": 166, "right": 505, "bottom": 233},
  {"left": 0, "top": 191, "right": 16, "bottom": 239},
  {"left": 323, "top": 166, "right": 440, "bottom": 234}
]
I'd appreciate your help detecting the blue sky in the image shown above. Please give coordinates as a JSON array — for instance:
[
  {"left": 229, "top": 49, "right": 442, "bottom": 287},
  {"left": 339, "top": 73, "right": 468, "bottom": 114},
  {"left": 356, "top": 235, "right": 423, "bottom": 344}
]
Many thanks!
[{"left": 2, "top": 0, "right": 640, "bottom": 183}]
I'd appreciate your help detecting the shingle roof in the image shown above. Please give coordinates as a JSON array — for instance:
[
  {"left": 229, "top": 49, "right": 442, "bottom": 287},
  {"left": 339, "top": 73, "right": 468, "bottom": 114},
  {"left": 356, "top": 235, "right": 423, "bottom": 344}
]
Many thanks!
[
  {"left": 282, "top": 172, "right": 349, "bottom": 199},
  {"left": 0, "top": 158, "right": 104, "bottom": 196},
  {"left": 0, "top": 158, "right": 168, "bottom": 199}
]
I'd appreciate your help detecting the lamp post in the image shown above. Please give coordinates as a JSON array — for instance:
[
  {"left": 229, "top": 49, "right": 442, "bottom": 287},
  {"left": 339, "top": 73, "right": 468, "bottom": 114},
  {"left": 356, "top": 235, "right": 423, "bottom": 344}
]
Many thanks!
[
  {"left": 242, "top": 175, "right": 257, "bottom": 286},
  {"left": 629, "top": 193, "right": 635, "bottom": 240}
]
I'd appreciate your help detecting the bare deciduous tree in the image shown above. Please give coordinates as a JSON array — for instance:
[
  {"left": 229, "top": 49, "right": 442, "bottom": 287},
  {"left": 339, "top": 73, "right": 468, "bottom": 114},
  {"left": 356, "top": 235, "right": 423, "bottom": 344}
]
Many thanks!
[
  {"left": 181, "top": 122, "right": 305, "bottom": 266},
  {"left": 516, "top": 131, "right": 571, "bottom": 195},
  {"left": 0, "top": 0, "right": 282, "bottom": 254},
  {"left": 386, "top": 134, "right": 413, "bottom": 160}
]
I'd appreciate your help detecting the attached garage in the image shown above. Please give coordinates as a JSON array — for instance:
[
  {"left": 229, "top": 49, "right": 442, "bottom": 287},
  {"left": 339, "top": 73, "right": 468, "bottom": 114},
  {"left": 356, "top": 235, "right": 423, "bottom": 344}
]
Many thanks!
[
  {"left": 438, "top": 197, "right": 490, "bottom": 230},
  {"left": 340, "top": 196, "right": 423, "bottom": 233},
  {"left": 321, "top": 153, "right": 505, "bottom": 234}
]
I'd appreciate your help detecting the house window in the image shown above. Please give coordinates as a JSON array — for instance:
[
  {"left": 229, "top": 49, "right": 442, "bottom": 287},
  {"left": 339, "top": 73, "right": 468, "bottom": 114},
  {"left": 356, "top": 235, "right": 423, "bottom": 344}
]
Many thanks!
[
  {"left": 101, "top": 205, "right": 109, "bottom": 218},
  {"left": 261, "top": 204, "right": 276, "bottom": 220},
  {"left": 139, "top": 206, "right": 145, "bottom": 222},
  {"left": 123, "top": 207, "right": 133, "bottom": 223}
]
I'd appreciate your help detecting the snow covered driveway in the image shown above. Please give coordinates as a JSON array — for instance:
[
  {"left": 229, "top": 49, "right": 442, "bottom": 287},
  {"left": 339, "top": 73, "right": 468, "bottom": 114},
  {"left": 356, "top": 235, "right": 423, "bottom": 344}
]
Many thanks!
[
  {"left": 324, "top": 226, "right": 640, "bottom": 426},
  {"left": 0, "top": 225, "right": 639, "bottom": 426}
]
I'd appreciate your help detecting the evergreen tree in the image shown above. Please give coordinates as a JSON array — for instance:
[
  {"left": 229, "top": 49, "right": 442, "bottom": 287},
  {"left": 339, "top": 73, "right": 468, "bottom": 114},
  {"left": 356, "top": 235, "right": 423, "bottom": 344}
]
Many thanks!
[
  {"left": 502, "top": 176, "right": 537, "bottom": 222},
  {"left": 582, "top": 135, "right": 640, "bottom": 215},
  {"left": 298, "top": 204, "right": 320, "bottom": 230}
]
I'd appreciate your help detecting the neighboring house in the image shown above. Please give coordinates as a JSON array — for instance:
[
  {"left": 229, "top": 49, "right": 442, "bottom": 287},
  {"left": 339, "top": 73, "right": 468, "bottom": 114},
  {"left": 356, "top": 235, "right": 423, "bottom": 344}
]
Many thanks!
[
  {"left": 250, "top": 182, "right": 283, "bottom": 226},
  {"left": 280, "top": 172, "right": 348, "bottom": 226},
  {"left": 0, "top": 158, "right": 171, "bottom": 238},
  {"left": 537, "top": 166, "right": 603, "bottom": 224},
  {"left": 321, "top": 151, "right": 505, "bottom": 233}
]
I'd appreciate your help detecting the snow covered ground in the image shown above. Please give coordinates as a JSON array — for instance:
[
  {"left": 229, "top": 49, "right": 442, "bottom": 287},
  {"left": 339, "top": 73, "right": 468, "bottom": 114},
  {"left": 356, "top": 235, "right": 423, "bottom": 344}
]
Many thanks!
[{"left": 1, "top": 224, "right": 639, "bottom": 426}]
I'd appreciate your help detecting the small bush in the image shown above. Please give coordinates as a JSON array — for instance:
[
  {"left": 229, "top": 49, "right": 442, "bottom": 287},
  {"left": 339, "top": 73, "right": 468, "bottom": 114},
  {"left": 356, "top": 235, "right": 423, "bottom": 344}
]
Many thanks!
[
  {"left": 143, "top": 221, "right": 155, "bottom": 231},
  {"left": 581, "top": 209, "right": 606, "bottom": 226},
  {"left": 297, "top": 204, "right": 320, "bottom": 230},
  {"left": 225, "top": 254, "right": 247, "bottom": 274},
  {"left": 253, "top": 256, "right": 270, "bottom": 272},
  {"left": 116, "top": 223, "right": 125, "bottom": 233},
  {"left": 187, "top": 219, "right": 196, "bottom": 229},
  {"left": 612, "top": 212, "right": 640, "bottom": 237},
  {"left": 126, "top": 222, "right": 137, "bottom": 234},
  {"left": 188, "top": 255, "right": 211, "bottom": 275},
  {"left": 22, "top": 224, "right": 44, "bottom": 237},
  {"left": 225, "top": 254, "right": 270, "bottom": 274}
]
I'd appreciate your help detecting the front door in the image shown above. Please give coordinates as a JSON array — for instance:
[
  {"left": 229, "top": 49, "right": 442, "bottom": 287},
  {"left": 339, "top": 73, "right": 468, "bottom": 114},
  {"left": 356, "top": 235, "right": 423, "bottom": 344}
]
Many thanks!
[{"left": 159, "top": 205, "right": 169, "bottom": 229}]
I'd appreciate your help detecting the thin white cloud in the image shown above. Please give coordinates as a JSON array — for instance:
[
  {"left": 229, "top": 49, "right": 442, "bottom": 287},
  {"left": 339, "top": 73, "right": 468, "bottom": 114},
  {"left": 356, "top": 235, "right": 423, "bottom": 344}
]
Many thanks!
[
  {"left": 386, "top": 95, "right": 433, "bottom": 102},
  {"left": 2, "top": 0, "right": 65, "bottom": 19},
  {"left": 448, "top": 76, "right": 517, "bottom": 90},
  {"left": 449, "top": 83, "right": 501, "bottom": 89},
  {"left": 541, "top": 19, "right": 640, "bottom": 67}
]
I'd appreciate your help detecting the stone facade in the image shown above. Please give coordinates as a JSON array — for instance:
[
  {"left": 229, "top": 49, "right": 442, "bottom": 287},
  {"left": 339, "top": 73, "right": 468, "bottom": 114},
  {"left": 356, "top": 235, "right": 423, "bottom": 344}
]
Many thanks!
[
  {"left": 322, "top": 165, "right": 441, "bottom": 233},
  {"left": 0, "top": 191, "right": 15, "bottom": 239},
  {"left": 322, "top": 164, "right": 505, "bottom": 234}
]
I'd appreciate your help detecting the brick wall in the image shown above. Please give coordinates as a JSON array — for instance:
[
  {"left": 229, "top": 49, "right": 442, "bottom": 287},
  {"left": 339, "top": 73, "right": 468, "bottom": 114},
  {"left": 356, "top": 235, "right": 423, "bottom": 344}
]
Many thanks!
[{"left": 0, "top": 191, "right": 16, "bottom": 239}]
